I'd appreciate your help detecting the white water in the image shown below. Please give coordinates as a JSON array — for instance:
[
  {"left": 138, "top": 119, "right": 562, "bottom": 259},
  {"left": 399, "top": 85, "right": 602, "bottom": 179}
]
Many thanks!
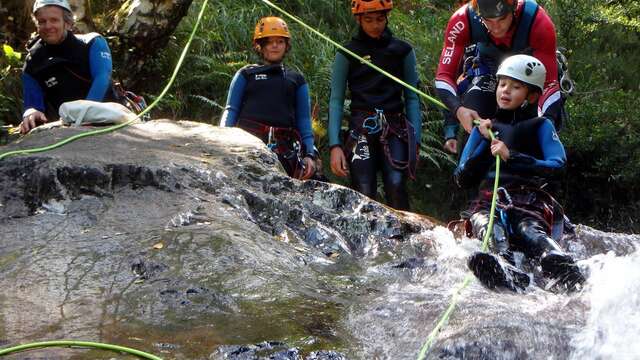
[{"left": 571, "top": 249, "right": 640, "bottom": 359}]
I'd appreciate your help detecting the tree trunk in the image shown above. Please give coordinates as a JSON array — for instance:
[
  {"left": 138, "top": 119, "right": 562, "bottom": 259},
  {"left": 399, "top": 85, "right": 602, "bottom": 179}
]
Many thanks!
[
  {"left": 109, "top": 0, "right": 194, "bottom": 87},
  {"left": 0, "top": 0, "right": 193, "bottom": 85}
]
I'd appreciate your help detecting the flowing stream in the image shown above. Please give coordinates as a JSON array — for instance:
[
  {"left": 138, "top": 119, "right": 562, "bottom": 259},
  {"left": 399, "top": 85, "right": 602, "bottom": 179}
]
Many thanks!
[{"left": 1, "top": 122, "right": 638, "bottom": 359}]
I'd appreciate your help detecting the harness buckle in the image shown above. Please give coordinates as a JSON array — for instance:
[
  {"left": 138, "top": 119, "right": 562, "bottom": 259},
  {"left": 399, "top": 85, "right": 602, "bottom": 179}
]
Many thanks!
[
  {"left": 362, "top": 108, "right": 385, "bottom": 135},
  {"left": 497, "top": 187, "right": 513, "bottom": 206}
]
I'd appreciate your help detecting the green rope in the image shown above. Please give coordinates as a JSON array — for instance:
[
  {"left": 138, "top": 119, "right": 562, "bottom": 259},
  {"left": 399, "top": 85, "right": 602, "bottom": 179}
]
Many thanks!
[
  {"left": 416, "top": 125, "right": 501, "bottom": 360},
  {"left": 258, "top": 0, "right": 448, "bottom": 111},
  {"left": 0, "top": 340, "right": 161, "bottom": 359},
  {"left": 0, "top": 0, "right": 211, "bottom": 354},
  {"left": 250, "top": 3, "right": 500, "bottom": 356},
  {"left": 0, "top": 0, "right": 210, "bottom": 161}
]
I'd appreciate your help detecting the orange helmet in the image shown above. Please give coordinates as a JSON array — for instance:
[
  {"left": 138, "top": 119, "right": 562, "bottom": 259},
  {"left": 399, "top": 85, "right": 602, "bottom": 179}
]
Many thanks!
[
  {"left": 351, "top": 0, "right": 393, "bottom": 15},
  {"left": 253, "top": 17, "right": 290, "bottom": 43}
]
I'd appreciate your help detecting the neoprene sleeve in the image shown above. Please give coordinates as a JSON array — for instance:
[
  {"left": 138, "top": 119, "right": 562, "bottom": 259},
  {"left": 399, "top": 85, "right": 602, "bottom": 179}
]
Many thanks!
[
  {"left": 328, "top": 52, "right": 349, "bottom": 147},
  {"left": 86, "top": 36, "right": 113, "bottom": 101},
  {"left": 220, "top": 69, "right": 246, "bottom": 127}
]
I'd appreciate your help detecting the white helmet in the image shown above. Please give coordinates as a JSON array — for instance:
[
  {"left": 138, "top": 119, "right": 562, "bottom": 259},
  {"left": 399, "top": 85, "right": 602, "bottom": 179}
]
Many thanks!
[
  {"left": 496, "top": 54, "right": 546, "bottom": 92},
  {"left": 33, "top": 0, "right": 72, "bottom": 14}
]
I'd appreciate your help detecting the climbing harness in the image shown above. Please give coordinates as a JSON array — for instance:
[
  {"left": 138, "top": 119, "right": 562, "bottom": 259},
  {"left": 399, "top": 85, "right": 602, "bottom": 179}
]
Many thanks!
[
  {"left": 0, "top": 340, "right": 161, "bottom": 359},
  {"left": 497, "top": 187, "right": 513, "bottom": 206},
  {"left": 241, "top": 118, "right": 307, "bottom": 179},
  {"left": 0, "top": 0, "right": 209, "bottom": 161},
  {"left": 113, "top": 82, "right": 150, "bottom": 120},
  {"left": 380, "top": 114, "right": 417, "bottom": 180},
  {"left": 343, "top": 109, "right": 417, "bottom": 179},
  {"left": 416, "top": 123, "right": 501, "bottom": 360}
]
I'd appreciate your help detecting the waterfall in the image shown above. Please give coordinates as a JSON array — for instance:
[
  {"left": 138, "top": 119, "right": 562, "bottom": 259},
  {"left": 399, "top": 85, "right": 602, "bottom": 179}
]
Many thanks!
[{"left": 571, "top": 249, "right": 640, "bottom": 359}]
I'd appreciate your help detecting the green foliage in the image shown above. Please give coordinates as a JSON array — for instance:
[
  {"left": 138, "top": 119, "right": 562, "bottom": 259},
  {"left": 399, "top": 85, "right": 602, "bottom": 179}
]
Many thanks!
[
  {"left": 0, "top": 44, "right": 24, "bottom": 128},
  {"left": 542, "top": 0, "right": 640, "bottom": 231},
  {"left": 144, "top": 0, "right": 639, "bottom": 229},
  {"left": 3, "top": 44, "right": 22, "bottom": 62},
  {"left": 1, "top": 0, "right": 638, "bottom": 229},
  {"left": 543, "top": 0, "right": 640, "bottom": 185}
]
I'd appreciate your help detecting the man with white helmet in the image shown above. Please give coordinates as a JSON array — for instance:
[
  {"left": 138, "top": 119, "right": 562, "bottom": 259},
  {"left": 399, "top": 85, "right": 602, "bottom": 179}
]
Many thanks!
[
  {"left": 453, "top": 54, "right": 584, "bottom": 293},
  {"left": 20, "top": 0, "right": 116, "bottom": 134}
]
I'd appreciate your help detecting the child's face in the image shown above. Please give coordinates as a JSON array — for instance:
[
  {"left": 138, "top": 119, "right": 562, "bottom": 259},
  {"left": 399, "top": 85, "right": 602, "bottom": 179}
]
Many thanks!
[
  {"left": 357, "top": 12, "right": 387, "bottom": 39},
  {"left": 496, "top": 77, "right": 529, "bottom": 110},
  {"left": 261, "top": 36, "right": 287, "bottom": 64}
]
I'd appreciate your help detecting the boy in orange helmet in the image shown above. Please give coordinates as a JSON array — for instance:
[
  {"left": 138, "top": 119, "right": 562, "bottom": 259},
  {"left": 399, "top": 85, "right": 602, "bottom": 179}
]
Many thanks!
[
  {"left": 221, "top": 17, "right": 316, "bottom": 180},
  {"left": 328, "top": 0, "right": 422, "bottom": 210}
]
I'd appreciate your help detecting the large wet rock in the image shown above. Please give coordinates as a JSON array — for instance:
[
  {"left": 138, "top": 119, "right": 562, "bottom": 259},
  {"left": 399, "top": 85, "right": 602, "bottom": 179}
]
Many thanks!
[{"left": 0, "top": 120, "right": 638, "bottom": 359}]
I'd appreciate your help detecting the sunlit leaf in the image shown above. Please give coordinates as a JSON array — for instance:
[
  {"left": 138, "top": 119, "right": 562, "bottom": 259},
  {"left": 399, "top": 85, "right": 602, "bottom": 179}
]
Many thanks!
[{"left": 2, "top": 44, "right": 22, "bottom": 61}]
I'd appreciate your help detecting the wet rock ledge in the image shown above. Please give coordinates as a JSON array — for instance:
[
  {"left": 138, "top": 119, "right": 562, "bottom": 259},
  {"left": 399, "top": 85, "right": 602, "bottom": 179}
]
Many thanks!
[{"left": 0, "top": 120, "right": 435, "bottom": 359}]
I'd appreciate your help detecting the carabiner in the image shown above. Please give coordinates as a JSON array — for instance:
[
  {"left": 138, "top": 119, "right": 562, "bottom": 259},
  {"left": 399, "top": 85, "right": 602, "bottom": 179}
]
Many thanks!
[
  {"left": 362, "top": 110, "right": 382, "bottom": 135},
  {"left": 496, "top": 187, "right": 513, "bottom": 206}
]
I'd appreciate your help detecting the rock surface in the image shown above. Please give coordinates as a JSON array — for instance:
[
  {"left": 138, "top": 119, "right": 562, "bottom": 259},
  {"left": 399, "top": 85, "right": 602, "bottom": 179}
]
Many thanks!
[{"left": 0, "top": 120, "right": 638, "bottom": 359}]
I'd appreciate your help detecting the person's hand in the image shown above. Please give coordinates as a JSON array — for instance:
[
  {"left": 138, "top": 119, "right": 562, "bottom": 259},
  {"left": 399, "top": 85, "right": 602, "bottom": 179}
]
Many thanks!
[
  {"left": 299, "top": 156, "right": 316, "bottom": 180},
  {"left": 490, "top": 139, "right": 510, "bottom": 161},
  {"left": 330, "top": 146, "right": 349, "bottom": 177},
  {"left": 444, "top": 138, "right": 458, "bottom": 154},
  {"left": 455, "top": 106, "right": 481, "bottom": 133},
  {"left": 478, "top": 119, "right": 493, "bottom": 140},
  {"left": 20, "top": 110, "right": 48, "bottom": 134}
]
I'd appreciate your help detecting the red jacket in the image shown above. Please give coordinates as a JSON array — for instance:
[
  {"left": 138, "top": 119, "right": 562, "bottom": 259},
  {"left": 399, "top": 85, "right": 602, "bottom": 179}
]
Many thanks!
[{"left": 435, "top": 0, "right": 560, "bottom": 118}]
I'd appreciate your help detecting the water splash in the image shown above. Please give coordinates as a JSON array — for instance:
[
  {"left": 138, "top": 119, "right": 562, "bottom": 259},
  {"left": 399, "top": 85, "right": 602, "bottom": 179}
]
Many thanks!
[
  {"left": 430, "top": 226, "right": 473, "bottom": 261},
  {"left": 570, "top": 249, "right": 640, "bottom": 359}
]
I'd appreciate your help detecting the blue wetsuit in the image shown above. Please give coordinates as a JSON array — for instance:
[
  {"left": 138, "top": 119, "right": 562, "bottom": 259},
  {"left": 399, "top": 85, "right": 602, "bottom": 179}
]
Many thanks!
[
  {"left": 455, "top": 104, "right": 582, "bottom": 289},
  {"left": 22, "top": 33, "right": 114, "bottom": 118},
  {"left": 221, "top": 64, "right": 314, "bottom": 156},
  {"left": 455, "top": 107, "right": 565, "bottom": 189}
]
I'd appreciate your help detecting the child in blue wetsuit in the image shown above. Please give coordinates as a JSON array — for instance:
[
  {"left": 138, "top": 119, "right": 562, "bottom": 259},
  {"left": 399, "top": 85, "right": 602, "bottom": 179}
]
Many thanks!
[
  {"left": 221, "top": 16, "right": 315, "bottom": 180},
  {"left": 21, "top": 0, "right": 116, "bottom": 134},
  {"left": 454, "top": 54, "right": 584, "bottom": 292},
  {"left": 328, "top": 0, "right": 421, "bottom": 211}
]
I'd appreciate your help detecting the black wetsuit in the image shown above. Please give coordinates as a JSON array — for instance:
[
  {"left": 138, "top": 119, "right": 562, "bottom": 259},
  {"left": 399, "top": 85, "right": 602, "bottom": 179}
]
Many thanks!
[
  {"left": 221, "top": 63, "right": 315, "bottom": 179},
  {"left": 455, "top": 103, "right": 582, "bottom": 288},
  {"left": 328, "top": 28, "right": 421, "bottom": 211},
  {"left": 22, "top": 32, "right": 116, "bottom": 119}
]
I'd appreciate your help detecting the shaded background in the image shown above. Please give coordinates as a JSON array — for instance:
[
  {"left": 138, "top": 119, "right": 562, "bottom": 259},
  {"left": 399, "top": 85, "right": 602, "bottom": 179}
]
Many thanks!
[{"left": 1, "top": 0, "right": 639, "bottom": 232}]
